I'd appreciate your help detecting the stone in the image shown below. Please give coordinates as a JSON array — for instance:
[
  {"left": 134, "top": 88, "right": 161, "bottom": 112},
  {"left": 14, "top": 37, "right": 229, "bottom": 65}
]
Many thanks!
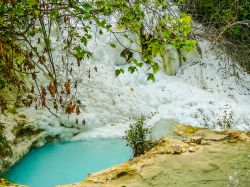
[
  {"left": 188, "top": 146, "right": 198, "bottom": 152},
  {"left": 204, "top": 134, "right": 228, "bottom": 141},
  {"left": 162, "top": 45, "right": 181, "bottom": 76},
  {"left": 239, "top": 133, "right": 248, "bottom": 141},
  {"left": 190, "top": 136, "right": 202, "bottom": 144},
  {"left": 171, "top": 144, "right": 183, "bottom": 154},
  {"left": 58, "top": 124, "right": 250, "bottom": 187},
  {"left": 227, "top": 138, "right": 239, "bottom": 143},
  {"left": 228, "top": 131, "right": 241, "bottom": 138},
  {"left": 175, "top": 125, "right": 199, "bottom": 135},
  {"left": 201, "top": 140, "right": 210, "bottom": 145},
  {"left": 0, "top": 178, "right": 26, "bottom": 187},
  {"left": 201, "top": 163, "right": 220, "bottom": 173}
]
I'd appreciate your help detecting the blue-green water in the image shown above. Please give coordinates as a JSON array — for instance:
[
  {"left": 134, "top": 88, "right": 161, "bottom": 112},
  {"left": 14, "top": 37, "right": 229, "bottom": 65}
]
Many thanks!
[{"left": 7, "top": 138, "right": 131, "bottom": 187}]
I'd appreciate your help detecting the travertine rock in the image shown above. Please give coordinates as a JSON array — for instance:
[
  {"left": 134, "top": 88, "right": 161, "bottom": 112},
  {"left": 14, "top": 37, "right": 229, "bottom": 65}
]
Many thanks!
[{"left": 58, "top": 123, "right": 250, "bottom": 187}]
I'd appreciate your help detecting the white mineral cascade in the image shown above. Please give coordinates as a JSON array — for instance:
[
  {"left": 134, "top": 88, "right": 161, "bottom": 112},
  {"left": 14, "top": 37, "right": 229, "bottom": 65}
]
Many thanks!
[{"left": 22, "top": 21, "right": 250, "bottom": 142}]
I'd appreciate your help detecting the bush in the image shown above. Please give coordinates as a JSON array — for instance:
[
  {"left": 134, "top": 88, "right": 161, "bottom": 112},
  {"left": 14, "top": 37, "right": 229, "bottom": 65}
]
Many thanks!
[
  {"left": 217, "top": 106, "right": 234, "bottom": 129},
  {"left": 123, "top": 115, "right": 151, "bottom": 157}
]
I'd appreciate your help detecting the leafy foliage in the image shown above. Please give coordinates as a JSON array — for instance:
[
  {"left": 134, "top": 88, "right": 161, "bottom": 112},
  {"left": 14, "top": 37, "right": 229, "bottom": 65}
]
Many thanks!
[
  {"left": 0, "top": 38, "right": 26, "bottom": 92},
  {"left": 0, "top": 0, "right": 100, "bottom": 115},
  {"left": 177, "top": 0, "right": 250, "bottom": 72},
  {"left": 103, "top": 0, "right": 196, "bottom": 80},
  {"left": 0, "top": 0, "right": 195, "bottom": 115},
  {"left": 123, "top": 115, "right": 152, "bottom": 157}
]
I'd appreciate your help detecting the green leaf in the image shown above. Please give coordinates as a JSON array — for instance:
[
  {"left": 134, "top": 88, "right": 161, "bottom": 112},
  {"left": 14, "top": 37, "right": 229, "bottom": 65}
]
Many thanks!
[
  {"left": 138, "top": 63, "right": 143, "bottom": 68},
  {"left": 82, "top": 3, "right": 92, "bottom": 13},
  {"left": 182, "top": 56, "right": 187, "bottom": 62},
  {"left": 80, "top": 36, "right": 87, "bottom": 46},
  {"left": 152, "top": 45, "right": 159, "bottom": 56},
  {"left": 115, "top": 69, "right": 120, "bottom": 77},
  {"left": 110, "top": 43, "right": 116, "bottom": 48},
  {"left": 132, "top": 58, "right": 138, "bottom": 64},
  {"left": 147, "top": 74, "right": 155, "bottom": 81},
  {"left": 0, "top": 79, "right": 5, "bottom": 89},
  {"left": 115, "top": 69, "right": 124, "bottom": 77},
  {"left": 152, "top": 63, "right": 159, "bottom": 74},
  {"left": 15, "top": 56, "right": 25, "bottom": 64},
  {"left": 128, "top": 66, "right": 137, "bottom": 74},
  {"left": 28, "top": 30, "right": 36, "bottom": 37},
  {"left": 106, "top": 24, "right": 112, "bottom": 30},
  {"left": 85, "top": 34, "right": 92, "bottom": 39},
  {"left": 50, "top": 8, "right": 59, "bottom": 18}
]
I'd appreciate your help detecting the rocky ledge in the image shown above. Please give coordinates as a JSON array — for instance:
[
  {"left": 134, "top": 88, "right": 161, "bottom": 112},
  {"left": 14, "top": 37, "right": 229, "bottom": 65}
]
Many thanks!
[
  {"left": 0, "top": 88, "right": 43, "bottom": 175},
  {"left": 0, "top": 111, "right": 42, "bottom": 174},
  {"left": 0, "top": 178, "right": 27, "bottom": 187},
  {"left": 58, "top": 122, "right": 250, "bottom": 187}
]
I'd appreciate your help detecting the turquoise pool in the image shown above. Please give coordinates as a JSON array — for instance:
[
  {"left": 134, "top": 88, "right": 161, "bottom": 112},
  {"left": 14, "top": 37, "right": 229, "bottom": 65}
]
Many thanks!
[{"left": 6, "top": 138, "right": 131, "bottom": 187}]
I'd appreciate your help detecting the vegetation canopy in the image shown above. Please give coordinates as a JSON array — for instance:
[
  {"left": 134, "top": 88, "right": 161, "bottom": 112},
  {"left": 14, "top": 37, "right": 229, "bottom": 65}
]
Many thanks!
[
  {"left": 0, "top": 0, "right": 195, "bottom": 116},
  {"left": 177, "top": 0, "right": 250, "bottom": 72}
]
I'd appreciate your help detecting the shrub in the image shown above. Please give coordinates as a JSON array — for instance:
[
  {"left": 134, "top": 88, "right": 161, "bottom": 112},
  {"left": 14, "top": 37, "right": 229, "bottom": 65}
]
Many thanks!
[
  {"left": 123, "top": 115, "right": 151, "bottom": 157},
  {"left": 217, "top": 106, "right": 234, "bottom": 129}
]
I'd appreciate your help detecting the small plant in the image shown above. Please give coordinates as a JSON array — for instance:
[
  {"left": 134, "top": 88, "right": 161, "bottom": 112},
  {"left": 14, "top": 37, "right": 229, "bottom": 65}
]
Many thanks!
[
  {"left": 123, "top": 115, "right": 152, "bottom": 157},
  {"left": 217, "top": 105, "right": 234, "bottom": 129}
]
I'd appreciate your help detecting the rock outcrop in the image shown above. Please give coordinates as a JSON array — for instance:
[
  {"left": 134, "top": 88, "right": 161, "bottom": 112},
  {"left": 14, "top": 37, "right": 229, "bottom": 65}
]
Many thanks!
[
  {"left": 58, "top": 123, "right": 250, "bottom": 187},
  {"left": 0, "top": 111, "right": 42, "bottom": 174},
  {"left": 0, "top": 178, "right": 27, "bottom": 187}
]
